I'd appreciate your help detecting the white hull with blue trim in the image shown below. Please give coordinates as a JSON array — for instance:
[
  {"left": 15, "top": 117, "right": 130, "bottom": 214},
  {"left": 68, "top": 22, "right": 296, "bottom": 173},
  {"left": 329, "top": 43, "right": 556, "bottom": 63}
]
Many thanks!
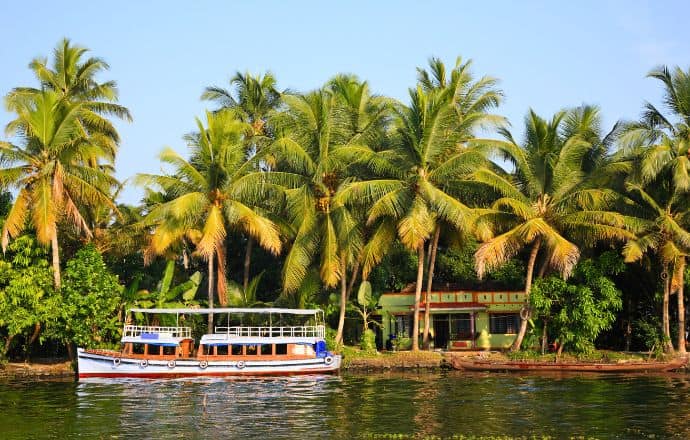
[
  {"left": 77, "top": 348, "right": 341, "bottom": 378},
  {"left": 77, "top": 307, "right": 341, "bottom": 380}
]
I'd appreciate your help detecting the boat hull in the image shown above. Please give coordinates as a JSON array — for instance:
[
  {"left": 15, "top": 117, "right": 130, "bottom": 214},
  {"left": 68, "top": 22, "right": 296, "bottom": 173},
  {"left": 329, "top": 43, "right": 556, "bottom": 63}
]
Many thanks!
[
  {"left": 451, "top": 356, "right": 688, "bottom": 373},
  {"left": 77, "top": 348, "right": 341, "bottom": 379}
]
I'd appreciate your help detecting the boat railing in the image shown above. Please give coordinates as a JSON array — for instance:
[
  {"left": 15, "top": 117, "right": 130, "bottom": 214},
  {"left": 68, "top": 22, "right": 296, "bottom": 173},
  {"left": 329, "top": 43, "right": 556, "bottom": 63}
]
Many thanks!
[
  {"left": 213, "top": 325, "right": 325, "bottom": 339},
  {"left": 123, "top": 325, "right": 192, "bottom": 339}
]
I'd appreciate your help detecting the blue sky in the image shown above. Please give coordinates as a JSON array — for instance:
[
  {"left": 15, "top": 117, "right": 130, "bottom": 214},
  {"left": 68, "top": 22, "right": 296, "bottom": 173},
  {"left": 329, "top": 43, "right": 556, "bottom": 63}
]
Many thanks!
[{"left": 1, "top": 1, "right": 689, "bottom": 203}]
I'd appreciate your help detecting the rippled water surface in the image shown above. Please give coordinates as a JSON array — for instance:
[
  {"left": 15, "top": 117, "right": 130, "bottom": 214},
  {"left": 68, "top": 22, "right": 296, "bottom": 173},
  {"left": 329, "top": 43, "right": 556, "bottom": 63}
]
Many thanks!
[{"left": 1, "top": 372, "right": 690, "bottom": 439}]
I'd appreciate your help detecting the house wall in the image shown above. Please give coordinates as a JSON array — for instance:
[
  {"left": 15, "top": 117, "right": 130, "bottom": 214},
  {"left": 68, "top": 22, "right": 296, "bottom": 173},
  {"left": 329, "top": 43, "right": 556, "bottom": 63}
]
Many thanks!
[{"left": 378, "top": 290, "right": 525, "bottom": 350}]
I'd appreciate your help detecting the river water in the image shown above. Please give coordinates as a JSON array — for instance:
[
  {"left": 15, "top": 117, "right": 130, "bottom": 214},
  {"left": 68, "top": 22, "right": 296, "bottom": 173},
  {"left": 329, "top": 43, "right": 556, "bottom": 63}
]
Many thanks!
[{"left": 1, "top": 372, "right": 689, "bottom": 439}]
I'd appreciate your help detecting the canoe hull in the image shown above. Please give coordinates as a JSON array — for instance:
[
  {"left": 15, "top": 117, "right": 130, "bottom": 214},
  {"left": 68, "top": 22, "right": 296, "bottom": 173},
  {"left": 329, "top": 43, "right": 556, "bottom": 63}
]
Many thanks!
[
  {"left": 451, "top": 356, "right": 688, "bottom": 373},
  {"left": 77, "top": 348, "right": 341, "bottom": 379}
]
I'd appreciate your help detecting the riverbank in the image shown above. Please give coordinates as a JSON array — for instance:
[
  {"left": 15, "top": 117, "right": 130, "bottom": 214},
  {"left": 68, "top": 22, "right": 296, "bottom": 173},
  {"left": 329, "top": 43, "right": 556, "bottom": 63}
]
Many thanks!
[
  {"left": 0, "top": 351, "right": 449, "bottom": 378},
  {"left": 0, "top": 360, "right": 73, "bottom": 380},
  {"left": 340, "top": 347, "right": 689, "bottom": 372},
  {"left": 341, "top": 347, "right": 449, "bottom": 371},
  {"left": 1, "top": 349, "right": 684, "bottom": 379}
]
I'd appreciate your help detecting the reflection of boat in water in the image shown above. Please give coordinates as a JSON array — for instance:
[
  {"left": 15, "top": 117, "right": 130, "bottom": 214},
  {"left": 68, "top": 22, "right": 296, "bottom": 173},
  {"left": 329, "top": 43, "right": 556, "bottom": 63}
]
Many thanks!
[
  {"left": 451, "top": 356, "right": 688, "bottom": 373},
  {"left": 77, "top": 307, "right": 341, "bottom": 379}
]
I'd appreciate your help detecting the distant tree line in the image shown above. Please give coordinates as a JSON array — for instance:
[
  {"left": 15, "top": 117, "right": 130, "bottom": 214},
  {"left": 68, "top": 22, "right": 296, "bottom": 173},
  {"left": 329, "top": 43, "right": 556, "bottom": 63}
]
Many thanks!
[{"left": 1, "top": 39, "right": 688, "bottom": 359}]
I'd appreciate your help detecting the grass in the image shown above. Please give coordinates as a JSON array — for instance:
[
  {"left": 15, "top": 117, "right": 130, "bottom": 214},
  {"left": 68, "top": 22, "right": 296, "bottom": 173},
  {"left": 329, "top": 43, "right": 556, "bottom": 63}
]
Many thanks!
[
  {"left": 339, "top": 345, "right": 670, "bottom": 370},
  {"left": 340, "top": 346, "right": 445, "bottom": 370},
  {"left": 504, "top": 349, "right": 649, "bottom": 363}
]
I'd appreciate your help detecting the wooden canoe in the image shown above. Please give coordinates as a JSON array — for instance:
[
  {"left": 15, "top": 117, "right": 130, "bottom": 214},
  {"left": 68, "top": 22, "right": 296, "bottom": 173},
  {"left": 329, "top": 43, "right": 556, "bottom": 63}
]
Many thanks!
[{"left": 451, "top": 356, "right": 688, "bottom": 373}]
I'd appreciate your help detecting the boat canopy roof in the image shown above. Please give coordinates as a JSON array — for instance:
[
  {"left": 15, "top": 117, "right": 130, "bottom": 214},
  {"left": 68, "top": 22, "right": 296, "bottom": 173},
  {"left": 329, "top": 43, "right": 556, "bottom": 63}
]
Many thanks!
[{"left": 128, "top": 307, "right": 322, "bottom": 316}]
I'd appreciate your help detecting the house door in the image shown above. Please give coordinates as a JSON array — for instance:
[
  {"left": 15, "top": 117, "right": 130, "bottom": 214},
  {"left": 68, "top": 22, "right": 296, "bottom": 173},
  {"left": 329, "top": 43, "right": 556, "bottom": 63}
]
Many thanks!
[{"left": 433, "top": 314, "right": 450, "bottom": 349}]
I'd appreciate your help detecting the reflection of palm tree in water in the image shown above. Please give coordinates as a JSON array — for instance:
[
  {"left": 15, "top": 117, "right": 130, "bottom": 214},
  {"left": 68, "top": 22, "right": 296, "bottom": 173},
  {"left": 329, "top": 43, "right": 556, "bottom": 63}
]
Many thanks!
[{"left": 413, "top": 376, "right": 442, "bottom": 436}]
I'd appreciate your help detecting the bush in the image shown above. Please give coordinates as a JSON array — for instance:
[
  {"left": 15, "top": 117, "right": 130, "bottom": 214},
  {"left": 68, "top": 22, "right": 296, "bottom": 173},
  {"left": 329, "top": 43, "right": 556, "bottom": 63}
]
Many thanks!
[
  {"left": 393, "top": 334, "right": 412, "bottom": 351},
  {"left": 635, "top": 317, "right": 666, "bottom": 358},
  {"left": 530, "top": 252, "right": 623, "bottom": 354},
  {"left": 0, "top": 235, "right": 57, "bottom": 359},
  {"left": 360, "top": 329, "right": 377, "bottom": 353},
  {"left": 57, "top": 245, "right": 123, "bottom": 349},
  {"left": 325, "top": 326, "right": 341, "bottom": 352}
]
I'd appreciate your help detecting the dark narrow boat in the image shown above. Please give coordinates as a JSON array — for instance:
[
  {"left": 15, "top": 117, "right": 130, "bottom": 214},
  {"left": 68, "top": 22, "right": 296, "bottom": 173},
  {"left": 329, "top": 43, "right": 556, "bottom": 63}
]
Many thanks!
[{"left": 451, "top": 356, "right": 688, "bottom": 373}]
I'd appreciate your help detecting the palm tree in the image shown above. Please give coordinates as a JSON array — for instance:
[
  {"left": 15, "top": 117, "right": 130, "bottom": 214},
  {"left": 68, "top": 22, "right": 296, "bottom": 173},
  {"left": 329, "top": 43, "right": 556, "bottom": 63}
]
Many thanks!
[
  {"left": 202, "top": 71, "right": 282, "bottom": 291},
  {"left": 266, "top": 78, "right": 389, "bottom": 344},
  {"left": 618, "top": 65, "right": 690, "bottom": 354},
  {"left": 415, "top": 57, "right": 504, "bottom": 347},
  {"left": 621, "top": 180, "right": 690, "bottom": 353},
  {"left": 202, "top": 71, "right": 281, "bottom": 137},
  {"left": 0, "top": 91, "right": 119, "bottom": 289},
  {"left": 472, "top": 108, "right": 634, "bottom": 351},
  {"left": 137, "top": 110, "right": 282, "bottom": 329},
  {"left": 618, "top": 66, "right": 690, "bottom": 191},
  {"left": 5, "top": 38, "right": 131, "bottom": 165},
  {"left": 327, "top": 75, "right": 392, "bottom": 344},
  {"left": 340, "top": 85, "right": 483, "bottom": 351}
]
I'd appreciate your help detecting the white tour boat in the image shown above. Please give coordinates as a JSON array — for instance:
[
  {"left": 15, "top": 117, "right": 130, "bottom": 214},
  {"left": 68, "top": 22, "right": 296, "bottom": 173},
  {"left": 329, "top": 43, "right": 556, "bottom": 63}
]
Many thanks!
[{"left": 77, "top": 307, "right": 341, "bottom": 379}]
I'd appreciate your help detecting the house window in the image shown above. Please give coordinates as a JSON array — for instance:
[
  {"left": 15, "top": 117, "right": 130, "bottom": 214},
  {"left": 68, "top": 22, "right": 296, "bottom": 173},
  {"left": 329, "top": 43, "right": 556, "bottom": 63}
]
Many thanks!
[
  {"left": 393, "top": 315, "right": 412, "bottom": 337},
  {"left": 450, "top": 314, "right": 472, "bottom": 339},
  {"left": 490, "top": 314, "right": 520, "bottom": 334}
]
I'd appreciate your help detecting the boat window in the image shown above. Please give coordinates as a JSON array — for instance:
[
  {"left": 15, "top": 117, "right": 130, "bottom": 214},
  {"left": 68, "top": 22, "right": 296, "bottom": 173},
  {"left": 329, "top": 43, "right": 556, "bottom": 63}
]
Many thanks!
[
  {"left": 490, "top": 314, "right": 520, "bottom": 334},
  {"left": 202, "top": 345, "right": 214, "bottom": 356},
  {"left": 275, "top": 344, "right": 288, "bottom": 355},
  {"left": 231, "top": 345, "right": 243, "bottom": 355},
  {"left": 260, "top": 344, "right": 272, "bottom": 355},
  {"left": 216, "top": 345, "right": 229, "bottom": 355},
  {"left": 163, "top": 346, "right": 176, "bottom": 356},
  {"left": 246, "top": 345, "right": 258, "bottom": 355},
  {"left": 147, "top": 345, "right": 161, "bottom": 356},
  {"left": 132, "top": 343, "right": 145, "bottom": 355}
]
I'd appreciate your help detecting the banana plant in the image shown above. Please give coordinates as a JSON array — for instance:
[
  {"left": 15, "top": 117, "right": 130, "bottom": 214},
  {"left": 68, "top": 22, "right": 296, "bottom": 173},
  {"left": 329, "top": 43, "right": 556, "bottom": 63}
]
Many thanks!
[
  {"left": 226, "top": 271, "right": 269, "bottom": 308},
  {"left": 122, "top": 260, "right": 201, "bottom": 322},
  {"left": 348, "top": 281, "right": 382, "bottom": 333}
]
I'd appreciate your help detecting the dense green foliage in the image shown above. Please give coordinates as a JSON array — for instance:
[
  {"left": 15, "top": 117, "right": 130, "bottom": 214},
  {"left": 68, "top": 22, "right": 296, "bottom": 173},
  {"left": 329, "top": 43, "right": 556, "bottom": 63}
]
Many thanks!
[
  {"left": 56, "top": 245, "right": 122, "bottom": 349},
  {"left": 531, "top": 252, "right": 624, "bottom": 353},
  {"left": 0, "top": 236, "right": 57, "bottom": 358},
  {"left": 0, "top": 39, "right": 689, "bottom": 358}
]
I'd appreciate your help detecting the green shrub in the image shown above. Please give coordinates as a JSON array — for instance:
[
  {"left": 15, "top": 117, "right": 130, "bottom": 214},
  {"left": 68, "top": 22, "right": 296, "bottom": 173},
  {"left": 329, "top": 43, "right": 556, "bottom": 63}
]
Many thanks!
[
  {"left": 393, "top": 334, "right": 412, "bottom": 351},
  {"left": 360, "top": 329, "right": 377, "bottom": 353},
  {"left": 56, "top": 245, "right": 123, "bottom": 349},
  {"left": 325, "top": 326, "right": 341, "bottom": 352}
]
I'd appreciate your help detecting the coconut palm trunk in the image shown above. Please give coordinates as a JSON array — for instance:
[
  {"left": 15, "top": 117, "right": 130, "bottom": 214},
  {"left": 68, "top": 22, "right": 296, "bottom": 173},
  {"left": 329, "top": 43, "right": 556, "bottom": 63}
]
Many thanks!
[
  {"left": 511, "top": 237, "right": 541, "bottom": 352},
  {"left": 677, "top": 257, "right": 687, "bottom": 355},
  {"left": 423, "top": 226, "right": 441, "bottom": 349},
  {"left": 216, "top": 246, "right": 227, "bottom": 306},
  {"left": 243, "top": 237, "right": 254, "bottom": 292},
  {"left": 51, "top": 233, "right": 61, "bottom": 289},
  {"left": 207, "top": 255, "right": 215, "bottom": 330},
  {"left": 335, "top": 261, "right": 348, "bottom": 345},
  {"left": 3, "top": 335, "right": 15, "bottom": 356},
  {"left": 335, "top": 258, "right": 361, "bottom": 345},
  {"left": 347, "top": 259, "right": 361, "bottom": 301},
  {"left": 411, "top": 244, "right": 426, "bottom": 352},
  {"left": 662, "top": 264, "right": 674, "bottom": 353}
]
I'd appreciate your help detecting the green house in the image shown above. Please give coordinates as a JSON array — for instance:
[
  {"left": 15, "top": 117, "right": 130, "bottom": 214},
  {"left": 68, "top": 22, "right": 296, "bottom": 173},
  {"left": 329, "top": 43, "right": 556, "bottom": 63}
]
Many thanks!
[{"left": 378, "top": 290, "right": 526, "bottom": 350}]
